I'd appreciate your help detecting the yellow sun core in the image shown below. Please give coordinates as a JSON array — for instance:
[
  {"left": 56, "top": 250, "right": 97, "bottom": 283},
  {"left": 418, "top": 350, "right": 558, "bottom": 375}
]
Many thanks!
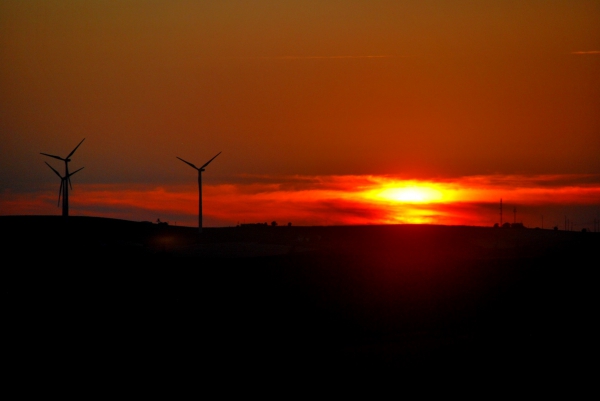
[{"left": 375, "top": 185, "right": 445, "bottom": 203}]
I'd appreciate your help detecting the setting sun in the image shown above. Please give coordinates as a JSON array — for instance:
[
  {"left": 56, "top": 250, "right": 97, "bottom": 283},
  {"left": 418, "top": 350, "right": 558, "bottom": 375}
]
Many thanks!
[
  {"left": 363, "top": 181, "right": 451, "bottom": 204},
  {"left": 377, "top": 186, "right": 444, "bottom": 203}
]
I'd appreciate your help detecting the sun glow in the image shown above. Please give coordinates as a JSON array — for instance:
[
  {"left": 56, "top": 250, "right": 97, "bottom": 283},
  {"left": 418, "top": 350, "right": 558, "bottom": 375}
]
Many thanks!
[
  {"left": 377, "top": 186, "right": 443, "bottom": 203},
  {"left": 364, "top": 182, "right": 453, "bottom": 204}
]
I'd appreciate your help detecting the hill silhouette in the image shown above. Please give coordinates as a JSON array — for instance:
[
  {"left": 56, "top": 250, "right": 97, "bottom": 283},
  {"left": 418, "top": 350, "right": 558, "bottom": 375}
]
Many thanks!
[{"left": 2, "top": 215, "right": 597, "bottom": 375}]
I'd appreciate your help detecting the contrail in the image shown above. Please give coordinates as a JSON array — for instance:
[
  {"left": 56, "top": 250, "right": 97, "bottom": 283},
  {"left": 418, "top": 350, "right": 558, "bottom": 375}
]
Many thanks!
[
  {"left": 224, "top": 55, "right": 400, "bottom": 60},
  {"left": 571, "top": 50, "right": 600, "bottom": 55},
  {"left": 272, "top": 55, "right": 395, "bottom": 59}
]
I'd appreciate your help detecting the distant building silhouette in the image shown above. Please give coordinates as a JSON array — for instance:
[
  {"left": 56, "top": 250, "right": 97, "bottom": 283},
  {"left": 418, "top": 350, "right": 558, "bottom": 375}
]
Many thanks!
[{"left": 240, "top": 223, "right": 269, "bottom": 227}]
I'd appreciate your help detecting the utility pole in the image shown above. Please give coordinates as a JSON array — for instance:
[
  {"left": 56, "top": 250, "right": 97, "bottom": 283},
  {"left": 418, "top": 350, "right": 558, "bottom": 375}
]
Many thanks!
[
  {"left": 500, "top": 198, "right": 503, "bottom": 226},
  {"left": 513, "top": 207, "right": 516, "bottom": 224}
]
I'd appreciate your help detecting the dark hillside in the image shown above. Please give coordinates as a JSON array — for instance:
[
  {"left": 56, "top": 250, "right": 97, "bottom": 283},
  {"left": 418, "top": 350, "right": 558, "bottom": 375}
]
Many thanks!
[{"left": 1, "top": 216, "right": 597, "bottom": 375}]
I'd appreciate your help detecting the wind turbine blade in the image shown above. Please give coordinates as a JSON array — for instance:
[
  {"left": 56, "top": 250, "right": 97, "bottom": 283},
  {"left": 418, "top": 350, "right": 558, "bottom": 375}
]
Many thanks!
[
  {"left": 40, "top": 153, "right": 65, "bottom": 161},
  {"left": 67, "top": 138, "right": 85, "bottom": 159},
  {"left": 45, "top": 162, "right": 62, "bottom": 178},
  {"left": 176, "top": 157, "right": 199, "bottom": 170},
  {"left": 200, "top": 151, "right": 222, "bottom": 169},
  {"left": 68, "top": 167, "right": 84, "bottom": 178}
]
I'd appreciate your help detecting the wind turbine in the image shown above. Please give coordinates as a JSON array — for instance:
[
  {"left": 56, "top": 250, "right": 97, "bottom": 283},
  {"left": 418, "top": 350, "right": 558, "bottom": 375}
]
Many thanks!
[
  {"left": 44, "top": 162, "right": 84, "bottom": 217},
  {"left": 176, "top": 152, "right": 221, "bottom": 233},
  {"left": 41, "top": 138, "right": 85, "bottom": 217},
  {"left": 41, "top": 138, "right": 85, "bottom": 192}
]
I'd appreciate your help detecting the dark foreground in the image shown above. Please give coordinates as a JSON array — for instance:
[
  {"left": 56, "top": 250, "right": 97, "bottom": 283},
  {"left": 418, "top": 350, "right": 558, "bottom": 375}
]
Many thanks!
[{"left": 2, "top": 216, "right": 598, "bottom": 377}]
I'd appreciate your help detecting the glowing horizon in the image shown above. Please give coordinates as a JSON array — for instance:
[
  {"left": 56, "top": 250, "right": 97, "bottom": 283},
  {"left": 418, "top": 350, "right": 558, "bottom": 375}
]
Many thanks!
[{"left": 2, "top": 173, "right": 599, "bottom": 231}]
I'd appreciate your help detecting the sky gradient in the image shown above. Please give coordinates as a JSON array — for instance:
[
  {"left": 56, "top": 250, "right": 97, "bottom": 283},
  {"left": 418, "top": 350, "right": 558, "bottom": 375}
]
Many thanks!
[{"left": 1, "top": 1, "right": 599, "bottom": 229}]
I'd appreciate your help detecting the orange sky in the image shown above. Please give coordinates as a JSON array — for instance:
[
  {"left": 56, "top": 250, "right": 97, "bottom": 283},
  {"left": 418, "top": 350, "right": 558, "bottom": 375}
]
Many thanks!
[{"left": 1, "top": 1, "right": 599, "bottom": 228}]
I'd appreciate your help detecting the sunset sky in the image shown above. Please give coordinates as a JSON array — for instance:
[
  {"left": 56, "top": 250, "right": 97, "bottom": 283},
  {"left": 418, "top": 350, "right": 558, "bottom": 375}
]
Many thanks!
[{"left": 1, "top": 1, "right": 599, "bottom": 230}]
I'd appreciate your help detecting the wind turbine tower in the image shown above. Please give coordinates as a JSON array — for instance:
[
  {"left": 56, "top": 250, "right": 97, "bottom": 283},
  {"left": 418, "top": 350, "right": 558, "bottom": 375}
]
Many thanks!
[
  {"left": 45, "top": 162, "right": 84, "bottom": 217},
  {"left": 176, "top": 152, "right": 221, "bottom": 233},
  {"left": 41, "top": 138, "right": 85, "bottom": 217}
]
